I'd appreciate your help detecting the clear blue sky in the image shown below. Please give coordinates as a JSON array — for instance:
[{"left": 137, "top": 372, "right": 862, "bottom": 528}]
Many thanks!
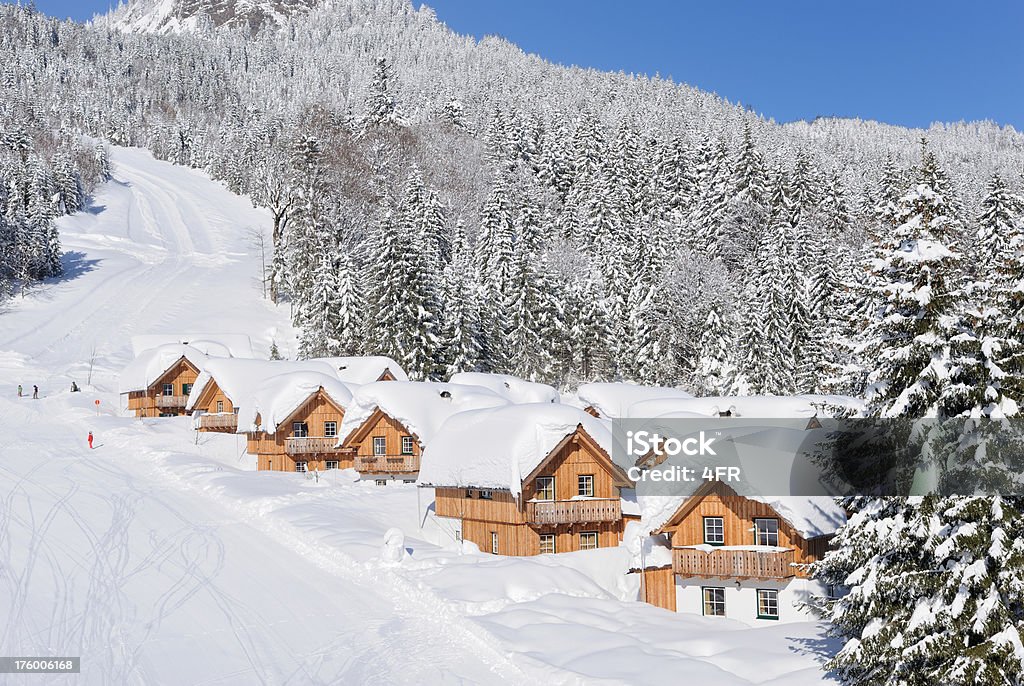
[{"left": 27, "top": 0, "right": 1024, "bottom": 131}]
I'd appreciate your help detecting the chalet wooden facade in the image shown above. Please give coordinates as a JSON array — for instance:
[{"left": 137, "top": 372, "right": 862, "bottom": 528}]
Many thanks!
[
  {"left": 433, "top": 425, "right": 636, "bottom": 556},
  {"left": 340, "top": 409, "right": 421, "bottom": 482},
  {"left": 126, "top": 356, "right": 200, "bottom": 418},
  {"left": 646, "top": 481, "right": 841, "bottom": 624},
  {"left": 247, "top": 387, "right": 353, "bottom": 473},
  {"left": 189, "top": 378, "right": 240, "bottom": 432}
]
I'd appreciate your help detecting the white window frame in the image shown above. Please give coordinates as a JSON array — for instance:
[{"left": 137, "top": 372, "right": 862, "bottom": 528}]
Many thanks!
[
  {"left": 479, "top": 490, "right": 493, "bottom": 500},
  {"left": 216, "top": 400, "right": 224, "bottom": 413},
  {"left": 162, "top": 383, "right": 173, "bottom": 396},
  {"left": 757, "top": 588, "right": 779, "bottom": 620},
  {"left": 325, "top": 460, "right": 339, "bottom": 470},
  {"left": 754, "top": 518, "right": 779, "bottom": 546},
  {"left": 292, "top": 422, "right": 308, "bottom": 438},
  {"left": 579, "top": 531, "right": 599, "bottom": 551},
  {"left": 401, "top": 435, "right": 414, "bottom": 455},
  {"left": 539, "top": 533, "right": 556, "bottom": 555},
  {"left": 372, "top": 436, "right": 387, "bottom": 456},
  {"left": 375, "top": 479, "right": 387, "bottom": 487},
  {"left": 324, "top": 421, "right": 337, "bottom": 438},
  {"left": 182, "top": 383, "right": 192, "bottom": 395},
  {"left": 491, "top": 532, "right": 499, "bottom": 554},
  {"left": 577, "top": 474, "right": 594, "bottom": 497},
  {"left": 702, "top": 587, "right": 726, "bottom": 617},
  {"left": 535, "top": 476, "right": 555, "bottom": 501},
  {"left": 703, "top": 516, "right": 725, "bottom": 545},
  {"left": 295, "top": 461, "right": 308, "bottom": 473}
]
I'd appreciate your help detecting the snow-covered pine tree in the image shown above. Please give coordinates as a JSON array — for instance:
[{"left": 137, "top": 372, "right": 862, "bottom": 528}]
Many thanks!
[
  {"left": 298, "top": 246, "right": 342, "bottom": 358},
  {"left": 696, "top": 305, "right": 736, "bottom": 395}
]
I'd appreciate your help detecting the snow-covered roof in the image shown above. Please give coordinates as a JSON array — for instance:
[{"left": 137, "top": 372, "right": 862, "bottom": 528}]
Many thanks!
[
  {"left": 337, "top": 381, "right": 510, "bottom": 450},
  {"left": 130, "top": 334, "right": 254, "bottom": 359},
  {"left": 449, "top": 372, "right": 560, "bottom": 404},
  {"left": 237, "top": 371, "right": 356, "bottom": 434},
  {"left": 315, "top": 356, "right": 409, "bottom": 384},
  {"left": 118, "top": 344, "right": 211, "bottom": 394},
  {"left": 575, "top": 382, "right": 694, "bottom": 419},
  {"left": 417, "top": 403, "right": 616, "bottom": 498},
  {"left": 186, "top": 358, "right": 340, "bottom": 412},
  {"left": 625, "top": 394, "right": 864, "bottom": 419}
]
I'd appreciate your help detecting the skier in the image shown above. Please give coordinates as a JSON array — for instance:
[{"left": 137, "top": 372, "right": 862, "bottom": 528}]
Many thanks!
[
  {"left": 32, "top": 385, "right": 38, "bottom": 399},
  {"left": 88, "top": 431, "right": 94, "bottom": 449},
  {"left": 17, "top": 384, "right": 22, "bottom": 397}
]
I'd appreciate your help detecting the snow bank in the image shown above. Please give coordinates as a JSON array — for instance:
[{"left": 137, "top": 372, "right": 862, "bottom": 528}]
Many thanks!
[
  {"left": 315, "top": 355, "right": 409, "bottom": 384},
  {"left": 450, "top": 372, "right": 560, "bottom": 404},
  {"left": 337, "top": 381, "right": 510, "bottom": 449},
  {"left": 418, "top": 403, "right": 614, "bottom": 498},
  {"left": 576, "top": 382, "right": 693, "bottom": 418},
  {"left": 239, "top": 371, "right": 355, "bottom": 434},
  {"left": 626, "top": 394, "right": 863, "bottom": 419},
  {"left": 185, "top": 358, "right": 338, "bottom": 412},
  {"left": 130, "top": 333, "right": 254, "bottom": 359},
  {"left": 118, "top": 343, "right": 211, "bottom": 393}
]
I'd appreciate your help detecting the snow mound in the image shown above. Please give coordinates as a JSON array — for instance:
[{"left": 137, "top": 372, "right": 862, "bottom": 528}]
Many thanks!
[
  {"left": 317, "top": 356, "right": 409, "bottom": 384},
  {"left": 338, "top": 381, "right": 510, "bottom": 449},
  {"left": 450, "top": 372, "right": 560, "bottom": 404},
  {"left": 131, "top": 333, "right": 254, "bottom": 359},
  {"left": 118, "top": 343, "right": 211, "bottom": 393},
  {"left": 418, "top": 403, "right": 614, "bottom": 498},
  {"left": 626, "top": 394, "right": 863, "bottom": 419},
  {"left": 576, "top": 382, "right": 693, "bottom": 418},
  {"left": 239, "top": 371, "right": 355, "bottom": 434},
  {"left": 185, "top": 358, "right": 339, "bottom": 411}
]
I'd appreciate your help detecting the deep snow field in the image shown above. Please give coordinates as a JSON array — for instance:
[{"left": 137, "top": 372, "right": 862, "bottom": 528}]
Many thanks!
[{"left": 0, "top": 147, "right": 837, "bottom": 684}]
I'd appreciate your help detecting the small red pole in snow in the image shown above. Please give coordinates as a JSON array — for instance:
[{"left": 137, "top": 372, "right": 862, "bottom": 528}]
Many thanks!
[{"left": 94, "top": 399, "right": 100, "bottom": 416}]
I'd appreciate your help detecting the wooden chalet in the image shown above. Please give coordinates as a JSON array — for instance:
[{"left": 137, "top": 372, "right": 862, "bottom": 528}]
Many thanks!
[
  {"left": 420, "top": 404, "right": 638, "bottom": 556},
  {"left": 339, "top": 408, "right": 422, "bottom": 482},
  {"left": 248, "top": 385, "right": 353, "bottom": 472},
  {"left": 119, "top": 345, "right": 209, "bottom": 418},
  {"left": 640, "top": 480, "right": 843, "bottom": 623}
]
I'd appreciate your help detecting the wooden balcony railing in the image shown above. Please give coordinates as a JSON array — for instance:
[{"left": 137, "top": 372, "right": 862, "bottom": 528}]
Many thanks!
[
  {"left": 672, "top": 547, "right": 796, "bottom": 580},
  {"left": 155, "top": 395, "right": 188, "bottom": 408},
  {"left": 355, "top": 454, "right": 420, "bottom": 474},
  {"left": 285, "top": 437, "right": 342, "bottom": 455},
  {"left": 197, "top": 413, "right": 238, "bottom": 431},
  {"left": 525, "top": 498, "right": 622, "bottom": 525}
]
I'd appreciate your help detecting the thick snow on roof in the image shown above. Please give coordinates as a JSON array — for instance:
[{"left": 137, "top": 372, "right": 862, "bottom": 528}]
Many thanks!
[
  {"left": 186, "top": 358, "right": 339, "bottom": 411},
  {"left": 417, "top": 403, "right": 614, "bottom": 498},
  {"left": 315, "top": 356, "right": 409, "bottom": 384},
  {"left": 576, "top": 383, "right": 693, "bottom": 419},
  {"left": 449, "top": 372, "right": 560, "bottom": 404},
  {"left": 118, "top": 344, "right": 211, "bottom": 393},
  {"left": 237, "top": 371, "right": 355, "bottom": 434},
  {"left": 625, "top": 394, "right": 863, "bottom": 419},
  {"left": 338, "top": 381, "right": 510, "bottom": 449},
  {"left": 130, "top": 334, "right": 254, "bottom": 359}
]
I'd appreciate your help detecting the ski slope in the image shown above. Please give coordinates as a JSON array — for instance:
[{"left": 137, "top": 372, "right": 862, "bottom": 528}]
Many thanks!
[{"left": 0, "top": 147, "right": 838, "bottom": 684}]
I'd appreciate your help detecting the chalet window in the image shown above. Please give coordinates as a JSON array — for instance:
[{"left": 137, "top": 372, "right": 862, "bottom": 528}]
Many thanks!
[
  {"left": 292, "top": 422, "right": 308, "bottom": 438},
  {"left": 539, "top": 534, "right": 556, "bottom": 555},
  {"left": 324, "top": 421, "right": 337, "bottom": 438},
  {"left": 757, "top": 589, "right": 779, "bottom": 619},
  {"left": 703, "top": 517, "right": 725, "bottom": 545},
  {"left": 465, "top": 489, "right": 475, "bottom": 498},
  {"left": 159, "top": 412, "right": 174, "bottom": 418},
  {"left": 491, "top": 532, "right": 499, "bottom": 554},
  {"left": 577, "top": 474, "right": 594, "bottom": 498},
  {"left": 325, "top": 461, "right": 339, "bottom": 470},
  {"left": 535, "top": 477, "right": 555, "bottom": 501},
  {"left": 373, "top": 436, "right": 387, "bottom": 456},
  {"left": 182, "top": 383, "right": 193, "bottom": 395},
  {"left": 401, "top": 435, "right": 414, "bottom": 455},
  {"left": 479, "top": 490, "right": 494, "bottom": 500},
  {"left": 233, "top": 406, "right": 239, "bottom": 415},
  {"left": 162, "top": 383, "right": 173, "bottom": 396},
  {"left": 295, "top": 461, "right": 307, "bottom": 473},
  {"left": 702, "top": 587, "right": 726, "bottom": 617},
  {"left": 754, "top": 518, "right": 779, "bottom": 546},
  {"left": 579, "top": 531, "right": 599, "bottom": 550},
  {"left": 375, "top": 479, "right": 387, "bottom": 487},
  {"left": 216, "top": 400, "right": 224, "bottom": 413}
]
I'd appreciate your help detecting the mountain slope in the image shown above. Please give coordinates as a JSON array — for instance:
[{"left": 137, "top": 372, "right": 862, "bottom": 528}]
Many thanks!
[{"left": 105, "top": 0, "right": 320, "bottom": 34}]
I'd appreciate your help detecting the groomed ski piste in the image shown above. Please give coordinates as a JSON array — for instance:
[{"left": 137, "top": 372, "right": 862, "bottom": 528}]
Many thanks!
[{"left": 0, "top": 147, "right": 838, "bottom": 685}]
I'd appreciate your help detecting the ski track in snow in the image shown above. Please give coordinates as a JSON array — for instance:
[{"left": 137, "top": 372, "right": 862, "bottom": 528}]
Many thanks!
[{"left": 0, "top": 146, "right": 835, "bottom": 685}]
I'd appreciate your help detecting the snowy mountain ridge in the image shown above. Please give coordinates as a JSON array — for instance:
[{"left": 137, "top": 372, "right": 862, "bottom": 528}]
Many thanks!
[{"left": 104, "top": 0, "right": 321, "bottom": 34}]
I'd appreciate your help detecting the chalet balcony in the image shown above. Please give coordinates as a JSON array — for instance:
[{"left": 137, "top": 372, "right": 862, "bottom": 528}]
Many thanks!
[
  {"left": 285, "top": 437, "right": 343, "bottom": 455},
  {"left": 672, "top": 547, "right": 796, "bottom": 580},
  {"left": 355, "top": 454, "right": 420, "bottom": 474},
  {"left": 196, "top": 413, "right": 238, "bottom": 431},
  {"left": 525, "top": 498, "right": 622, "bottom": 525},
  {"left": 155, "top": 395, "right": 188, "bottom": 408}
]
